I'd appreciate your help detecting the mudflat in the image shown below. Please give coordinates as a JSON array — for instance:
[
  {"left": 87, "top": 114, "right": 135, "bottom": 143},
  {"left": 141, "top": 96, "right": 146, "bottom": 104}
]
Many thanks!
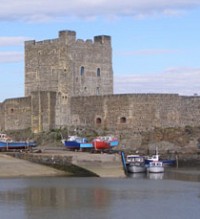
[{"left": 0, "top": 154, "right": 69, "bottom": 178}]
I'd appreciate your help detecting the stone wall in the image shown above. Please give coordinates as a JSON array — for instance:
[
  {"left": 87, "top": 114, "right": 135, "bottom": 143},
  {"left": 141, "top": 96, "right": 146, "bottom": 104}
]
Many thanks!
[
  {"left": 31, "top": 91, "right": 57, "bottom": 133},
  {"left": 2, "top": 97, "right": 31, "bottom": 131},
  {"left": 70, "top": 94, "right": 200, "bottom": 130},
  {"left": 69, "top": 94, "right": 200, "bottom": 149},
  {"left": 0, "top": 102, "right": 4, "bottom": 131}
]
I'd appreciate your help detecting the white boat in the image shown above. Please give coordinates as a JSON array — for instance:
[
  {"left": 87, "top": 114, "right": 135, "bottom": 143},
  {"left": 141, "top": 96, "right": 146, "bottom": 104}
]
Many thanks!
[
  {"left": 145, "top": 147, "right": 176, "bottom": 167},
  {"left": 147, "top": 161, "right": 164, "bottom": 173},
  {"left": 126, "top": 155, "right": 146, "bottom": 173}
]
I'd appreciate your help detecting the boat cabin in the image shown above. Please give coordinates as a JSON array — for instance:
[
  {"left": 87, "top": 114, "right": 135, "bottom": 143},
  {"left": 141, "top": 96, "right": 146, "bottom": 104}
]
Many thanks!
[{"left": 126, "top": 155, "right": 145, "bottom": 163}]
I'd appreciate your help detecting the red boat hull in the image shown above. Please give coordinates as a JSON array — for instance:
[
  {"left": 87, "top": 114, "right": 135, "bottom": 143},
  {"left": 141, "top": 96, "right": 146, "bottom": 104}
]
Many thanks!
[{"left": 92, "top": 140, "right": 110, "bottom": 150}]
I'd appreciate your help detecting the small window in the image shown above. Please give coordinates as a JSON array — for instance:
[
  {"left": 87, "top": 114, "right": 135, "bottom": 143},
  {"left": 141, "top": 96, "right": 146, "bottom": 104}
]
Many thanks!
[
  {"left": 10, "top": 108, "right": 14, "bottom": 113},
  {"left": 80, "top": 66, "right": 84, "bottom": 76},
  {"left": 120, "top": 117, "right": 126, "bottom": 123},
  {"left": 97, "top": 68, "right": 101, "bottom": 77},
  {"left": 84, "top": 87, "right": 87, "bottom": 92},
  {"left": 96, "top": 118, "right": 102, "bottom": 124}
]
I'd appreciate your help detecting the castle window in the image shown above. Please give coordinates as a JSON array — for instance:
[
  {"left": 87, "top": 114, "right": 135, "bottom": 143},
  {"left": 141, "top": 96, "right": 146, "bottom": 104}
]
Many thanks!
[
  {"left": 120, "top": 117, "right": 126, "bottom": 123},
  {"left": 80, "top": 66, "right": 84, "bottom": 76},
  {"left": 84, "top": 87, "right": 87, "bottom": 92},
  {"left": 10, "top": 108, "right": 14, "bottom": 113},
  {"left": 96, "top": 117, "right": 102, "bottom": 124},
  {"left": 97, "top": 68, "right": 101, "bottom": 77}
]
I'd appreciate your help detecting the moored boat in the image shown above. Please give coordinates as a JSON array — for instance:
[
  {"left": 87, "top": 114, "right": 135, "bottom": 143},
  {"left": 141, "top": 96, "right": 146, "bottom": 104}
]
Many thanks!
[
  {"left": 0, "top": 133, "right": 37, "bottom": 150},
  {"left": 145, "top": 147, "right": 176, "bottom": 167},
  {"left": 147, "top": 161, "right": 164, "bottom": 173},
  {"left": 61, "top": 136, "right": 93, "bottom": 150},
  {"left": 126, "top": 155, "right": 146, "bottom": 173},
  {"left": 145, "top": 154, "right": 159, "bottom": 165}
]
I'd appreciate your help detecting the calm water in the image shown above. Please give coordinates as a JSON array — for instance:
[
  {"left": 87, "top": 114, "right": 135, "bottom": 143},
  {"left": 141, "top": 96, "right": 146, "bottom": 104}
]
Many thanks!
[{"left": 0, "top": 170, "right": 199, "bottom": 219}]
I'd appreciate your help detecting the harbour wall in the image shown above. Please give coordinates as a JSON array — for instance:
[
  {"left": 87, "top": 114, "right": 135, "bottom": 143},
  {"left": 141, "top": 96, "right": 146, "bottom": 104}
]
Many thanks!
[{"left": 8, "top": 151, "right": 125, "bottom": 177}]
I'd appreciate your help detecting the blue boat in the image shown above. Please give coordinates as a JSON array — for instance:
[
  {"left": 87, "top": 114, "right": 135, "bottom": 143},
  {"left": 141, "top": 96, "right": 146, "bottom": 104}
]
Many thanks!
[
  {"left": 61, "top": 136, "right": 93, "bottom": 150},
  {"left": 0, "top": 133, "right": 37, "bottom": 150},
  {"left": 145, "top": 147, "right": 176, "bottom": 167}
]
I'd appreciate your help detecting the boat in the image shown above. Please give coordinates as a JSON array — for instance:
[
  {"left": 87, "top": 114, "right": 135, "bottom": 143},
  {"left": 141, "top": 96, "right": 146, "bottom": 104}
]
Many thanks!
[
  {"left": 145, "top": 154, "right": 159, "bottom": 165},
  {"left": 0, "top": 133, "right": 37, "bottom": 150},
  {"left": 146, "top": 161, "right": 164, "bottom": 173},
  {"left": 145, "top": 147, "right": 176, "bottom": 167},
  {"left": 61, "top": 135, "right": 93, "bottom": 150},
  {"left": 92, "top": 135, "right": 119, "bottom": 150},
  {"left": 126, "top": 155, "right": 146, "bottom": 173}
]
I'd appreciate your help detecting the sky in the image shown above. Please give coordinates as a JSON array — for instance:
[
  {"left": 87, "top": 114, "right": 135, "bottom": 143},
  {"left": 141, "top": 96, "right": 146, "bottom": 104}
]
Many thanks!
[{"left": 1, "top": 0, "right": 200, "bottom": 102}]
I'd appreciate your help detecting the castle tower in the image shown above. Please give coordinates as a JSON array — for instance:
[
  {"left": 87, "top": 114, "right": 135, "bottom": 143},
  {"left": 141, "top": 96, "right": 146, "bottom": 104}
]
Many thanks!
[
  {"left": 24, "top": 30, "right": 113, "bottom": 98},
  {"left": 24, "top": 30, "right": 113, "bottom": 128}
]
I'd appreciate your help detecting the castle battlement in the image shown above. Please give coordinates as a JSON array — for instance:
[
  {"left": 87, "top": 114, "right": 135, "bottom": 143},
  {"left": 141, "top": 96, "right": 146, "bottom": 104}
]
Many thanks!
[{"left": 25, "top": 30, "right": 111, "bottom": 48}]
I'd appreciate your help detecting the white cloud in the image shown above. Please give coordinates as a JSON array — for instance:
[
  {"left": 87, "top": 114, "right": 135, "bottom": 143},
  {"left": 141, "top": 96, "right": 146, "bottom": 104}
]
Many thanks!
[
  {"left": 0, "top": 37, "right": 30, "bottom": 47},
  {"left": 0, "top": 0, "right": 200, "bottom": 22},
  {"left": 116, "top": 49, "right": 179, "bottom": 56},
  {"left": 0, "top": 51, "right": 23, "bottom": 63},
  {"left": 114, "top": 67, "right": 200, "bottom": 96}
]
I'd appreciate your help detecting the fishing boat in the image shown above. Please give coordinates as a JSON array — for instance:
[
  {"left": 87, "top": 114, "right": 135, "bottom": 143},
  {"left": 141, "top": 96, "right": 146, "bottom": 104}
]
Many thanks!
[
  {"left": 92, "top": 135, "right": 119, "bottom": 150},
  {"left": 126, "top": 155, "right": 146, "bottom": 173},
  {"left": 145, "top": 154, "right": 159, "bottom": 165},
  {"left": 145, "top": 147, "right": 176, "bottom": 167},
  {"left": 0, "top": 133, "right": 37, "bottom": 150},
  {"left": 61, "top": 136, "right": 93, "bottom": 150},
  {"left": 146, "top": 161, "right": 164, "bottom": 173}
]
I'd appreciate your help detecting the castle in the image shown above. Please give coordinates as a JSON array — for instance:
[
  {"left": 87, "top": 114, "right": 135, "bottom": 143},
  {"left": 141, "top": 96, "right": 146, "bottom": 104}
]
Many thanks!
[{"left": 0, "top": 30, "right": 200, "bottom": 148}]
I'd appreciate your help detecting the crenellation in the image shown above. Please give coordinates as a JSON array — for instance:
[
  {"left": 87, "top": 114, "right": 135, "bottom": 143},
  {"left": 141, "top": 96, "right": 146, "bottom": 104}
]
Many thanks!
[
  {"left": 94, "top": 35, "right": 111, "bottom": 45},
  {"left": 86, "top": 39, "right": 93, "bottom": 44},
  {"left": 76, "top": 39, "right": 84, "bottom": 43},
  {"left": 25, "top": 40, "right": 35, "bottom": 46}
]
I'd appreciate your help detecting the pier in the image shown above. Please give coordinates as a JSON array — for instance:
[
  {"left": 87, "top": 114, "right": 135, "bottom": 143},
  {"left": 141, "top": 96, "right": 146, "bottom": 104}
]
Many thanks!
[{"left": 0, "top": 149, "right": 125, "bottom": 178}]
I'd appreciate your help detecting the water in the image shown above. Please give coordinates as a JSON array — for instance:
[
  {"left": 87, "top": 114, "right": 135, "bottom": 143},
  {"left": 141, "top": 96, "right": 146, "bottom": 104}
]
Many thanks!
[{"left": 0, "top": 170, "right": 200, "bottom": 219}]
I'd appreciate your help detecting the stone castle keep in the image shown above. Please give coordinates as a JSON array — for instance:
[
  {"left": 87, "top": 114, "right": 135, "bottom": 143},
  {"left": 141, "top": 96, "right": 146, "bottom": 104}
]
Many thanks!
[{"left": 0, "top": 30, "right": 200, "bottom": 148}]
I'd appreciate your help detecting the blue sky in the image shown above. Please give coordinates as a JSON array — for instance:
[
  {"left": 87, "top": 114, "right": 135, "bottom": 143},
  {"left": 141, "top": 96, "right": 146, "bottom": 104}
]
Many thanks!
[{"left": 1, "top": 0, "right": 200, "bottom": 102}]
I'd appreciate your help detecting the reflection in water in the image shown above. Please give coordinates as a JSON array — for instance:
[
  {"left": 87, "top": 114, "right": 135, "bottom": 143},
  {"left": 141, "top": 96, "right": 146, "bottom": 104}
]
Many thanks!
[
  {"left": 165, "top": 168, "right": 200, "bottom": 182},
  {"left": 0, "top": 178, "right": 112, "bottom": 219},
  {"left": 127, "top": 172, "right": 164, "bottom": 180},
  {"left": 147, "top": 173, "right": 164, "bottom": 180},
  {"left": 127, "top": 173, "right": 146, "bottom": 179},
  {"left": 26, "top": 186, "right": 110, "bottom": 209}
]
